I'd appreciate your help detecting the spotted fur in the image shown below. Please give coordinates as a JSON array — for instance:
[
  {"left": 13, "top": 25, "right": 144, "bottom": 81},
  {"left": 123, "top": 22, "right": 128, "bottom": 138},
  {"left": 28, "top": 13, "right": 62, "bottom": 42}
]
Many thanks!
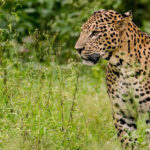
[{"left": 75, "top": 9, "right": 150, "bottom": 149}]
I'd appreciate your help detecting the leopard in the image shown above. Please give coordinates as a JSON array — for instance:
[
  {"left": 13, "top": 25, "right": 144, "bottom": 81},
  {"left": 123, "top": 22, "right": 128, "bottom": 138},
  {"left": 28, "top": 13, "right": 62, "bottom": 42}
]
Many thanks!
[{"left": 75, "top": 9, "right": 150, "bottom": 149}]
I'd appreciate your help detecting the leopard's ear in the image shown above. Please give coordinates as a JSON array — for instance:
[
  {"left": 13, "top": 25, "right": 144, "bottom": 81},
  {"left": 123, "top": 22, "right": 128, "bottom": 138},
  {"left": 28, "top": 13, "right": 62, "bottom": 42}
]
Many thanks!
[
  {"left": 116, "top": 10, "right": 132, "bottom": 31},
  {"left": 122, "top": 10, "right": 132, "bottom": 18}
]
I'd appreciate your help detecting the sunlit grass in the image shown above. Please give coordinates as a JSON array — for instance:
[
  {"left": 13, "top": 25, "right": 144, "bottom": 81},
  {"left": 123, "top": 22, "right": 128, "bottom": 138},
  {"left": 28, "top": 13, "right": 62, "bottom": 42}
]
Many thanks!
[
  {"left": 0, "top": 60, "right": 119, "bottom": 150},
  {"left": 0, "top": 58, "right": 149, "bottom": 150}
]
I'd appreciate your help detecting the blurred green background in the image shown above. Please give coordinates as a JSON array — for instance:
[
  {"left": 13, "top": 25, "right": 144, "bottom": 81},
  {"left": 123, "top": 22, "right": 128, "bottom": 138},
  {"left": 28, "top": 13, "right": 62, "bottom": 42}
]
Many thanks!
[
  {"left": 0, "top": 0, "right": 150, "bottom": 150},
  {"left": 1, "top": 0, "right": 150, "bottom": 63}
]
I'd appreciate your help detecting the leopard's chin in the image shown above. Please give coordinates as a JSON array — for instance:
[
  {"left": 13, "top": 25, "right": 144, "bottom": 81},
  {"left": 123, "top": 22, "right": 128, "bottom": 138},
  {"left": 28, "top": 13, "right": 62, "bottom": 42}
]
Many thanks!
[{"left": 82, "top": 59, "right": 94, "bottom": 66}]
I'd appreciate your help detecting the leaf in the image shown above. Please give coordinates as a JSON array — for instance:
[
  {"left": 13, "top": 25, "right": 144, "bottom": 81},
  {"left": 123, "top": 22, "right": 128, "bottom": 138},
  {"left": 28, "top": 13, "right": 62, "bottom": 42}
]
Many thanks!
[{"left": 24, "top": 8, "right": 36, "bottom": 13}]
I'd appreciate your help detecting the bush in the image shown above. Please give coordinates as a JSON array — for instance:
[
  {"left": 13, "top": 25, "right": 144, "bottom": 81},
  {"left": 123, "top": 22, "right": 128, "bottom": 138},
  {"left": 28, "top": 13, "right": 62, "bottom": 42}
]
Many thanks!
[{"left": 1, "top": 0, "right": 150, "bottom": 63}]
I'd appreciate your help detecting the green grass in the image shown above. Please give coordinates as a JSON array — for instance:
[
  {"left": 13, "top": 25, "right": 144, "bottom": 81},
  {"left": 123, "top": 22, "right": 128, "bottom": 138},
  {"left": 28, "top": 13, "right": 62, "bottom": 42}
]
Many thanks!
[{"left": 0, "top": 59, "right": 149, "bottom": 150}]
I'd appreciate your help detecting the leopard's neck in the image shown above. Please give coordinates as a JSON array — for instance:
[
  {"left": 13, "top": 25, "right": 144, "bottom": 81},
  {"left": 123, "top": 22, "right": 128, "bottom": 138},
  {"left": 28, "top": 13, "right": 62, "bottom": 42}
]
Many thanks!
[{"left": 109, "top": 22, "right": 150, "bottom": 72}]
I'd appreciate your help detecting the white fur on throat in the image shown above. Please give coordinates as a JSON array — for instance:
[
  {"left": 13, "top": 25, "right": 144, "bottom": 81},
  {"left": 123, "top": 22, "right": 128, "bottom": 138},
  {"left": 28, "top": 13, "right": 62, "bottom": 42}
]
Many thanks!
[{"left": 83, "top": 60, "right": 94, "bottom": 66}]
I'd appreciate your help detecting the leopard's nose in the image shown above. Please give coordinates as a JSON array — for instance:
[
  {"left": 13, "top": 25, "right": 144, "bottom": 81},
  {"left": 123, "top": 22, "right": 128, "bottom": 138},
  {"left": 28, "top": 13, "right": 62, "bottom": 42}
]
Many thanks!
[{"left": 75, "top": 47, "right": 85, "bottom": 54}]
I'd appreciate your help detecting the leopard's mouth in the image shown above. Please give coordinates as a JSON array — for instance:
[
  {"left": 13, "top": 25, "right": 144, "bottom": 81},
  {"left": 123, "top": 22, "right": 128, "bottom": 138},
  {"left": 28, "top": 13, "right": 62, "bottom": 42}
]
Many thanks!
[{"left": 81, "top": 53, "right": 100, "bottom": 66}]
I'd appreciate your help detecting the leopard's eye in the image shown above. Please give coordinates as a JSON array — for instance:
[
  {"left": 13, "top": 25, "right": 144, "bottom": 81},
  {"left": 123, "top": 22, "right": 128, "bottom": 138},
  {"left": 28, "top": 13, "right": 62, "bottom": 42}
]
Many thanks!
[{"left": 90, "top": 31, "right": 100, "bottom": 37}]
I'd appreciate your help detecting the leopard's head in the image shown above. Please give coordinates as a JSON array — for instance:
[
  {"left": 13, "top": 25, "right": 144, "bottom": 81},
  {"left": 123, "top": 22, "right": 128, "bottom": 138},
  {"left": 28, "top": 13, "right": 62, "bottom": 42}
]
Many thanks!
[{"left": 75, "top": 9, "right": 132, "bottom": 65}]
